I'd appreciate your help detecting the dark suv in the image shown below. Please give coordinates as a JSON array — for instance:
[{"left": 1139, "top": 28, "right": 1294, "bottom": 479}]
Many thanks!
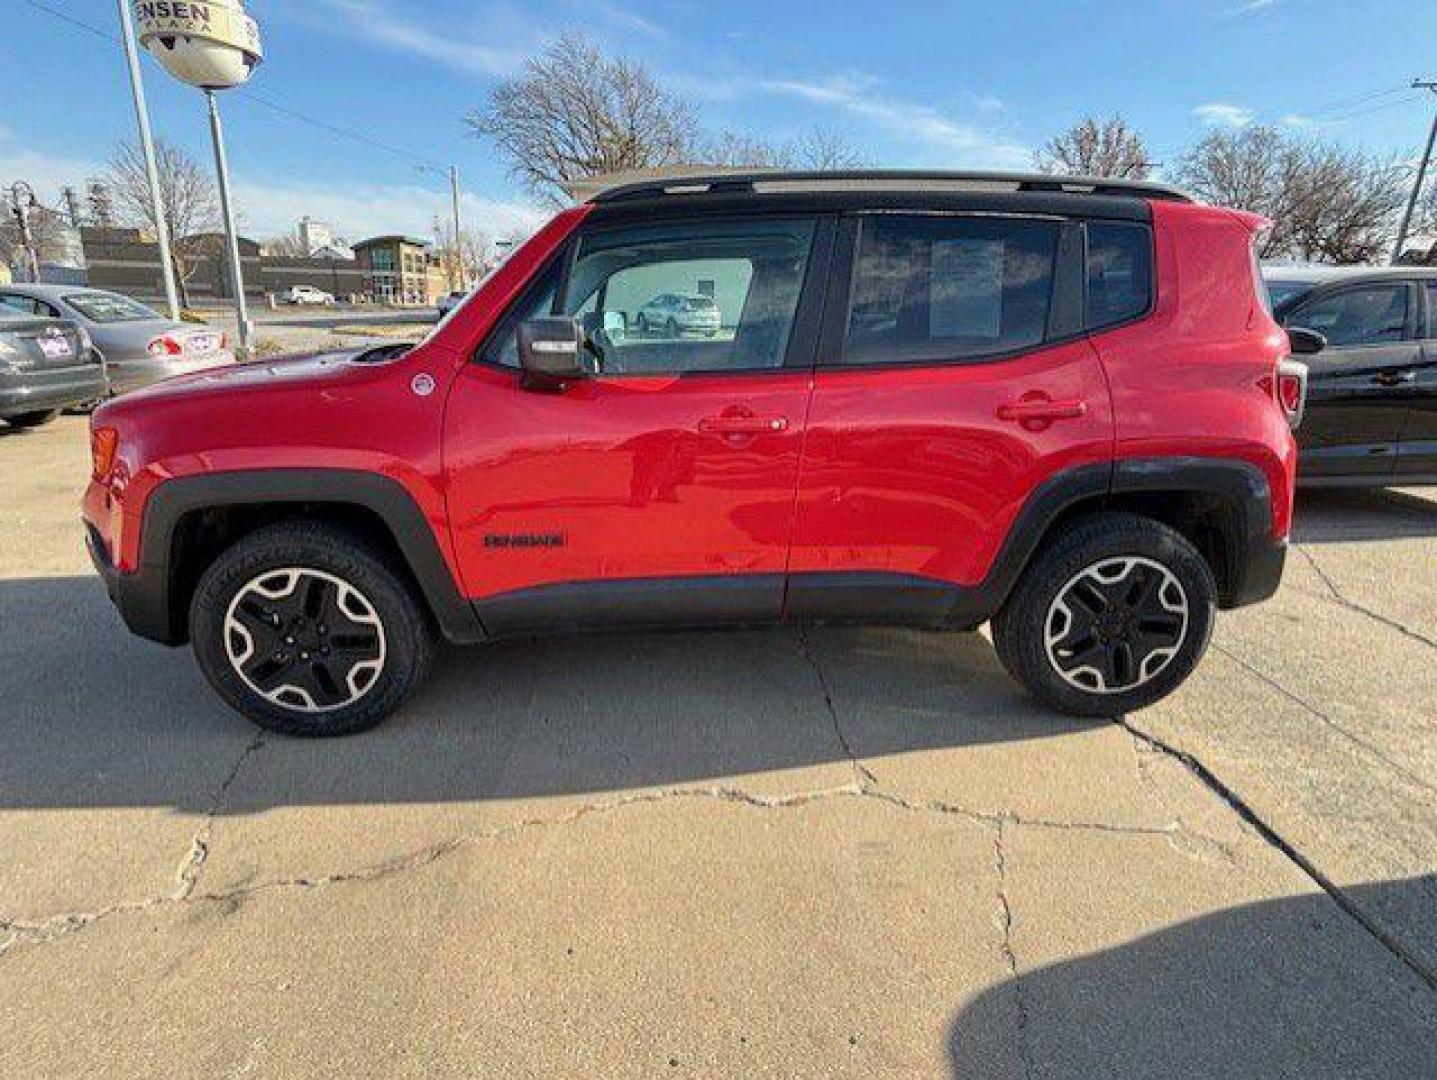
[
  {"left": 1265, "top": 265, "right": 1437, "bottom": 486},
  {"left": 84, "top": 171, "right": 1304, "bottom": 736}
]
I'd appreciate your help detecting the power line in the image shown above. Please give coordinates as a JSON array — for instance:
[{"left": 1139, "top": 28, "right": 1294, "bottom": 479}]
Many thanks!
[
  {"left": 1325, "top": 92, "right": 1426, "bottom": 123},
  {"left": 19, "top": 0, "right": 448, "bottom": 169},
  {"left": 1307, "top": 83, "right": 1413, "bottom": 118}
]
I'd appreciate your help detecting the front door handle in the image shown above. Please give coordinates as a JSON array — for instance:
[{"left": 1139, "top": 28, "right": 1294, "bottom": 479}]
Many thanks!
[
  {"left": 699, "top": 414, "right": 789, "bottom": 434},
  {"left": 997, "top": 399, "right": 1088, "bottom": 423},
  {"left": 1371, "top": 371, "right": 1416, "bottom": 387}
]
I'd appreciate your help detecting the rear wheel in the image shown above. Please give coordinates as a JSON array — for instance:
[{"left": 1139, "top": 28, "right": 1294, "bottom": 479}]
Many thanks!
[
  {"left": 190, "top": 521, "right": 435, "bottom": 736},
  {"left": 992, "top": 513, "right": 1216, "bottom": 718},
  {"left": 5, "top": 410, "right": 59, "bottom": 429}
]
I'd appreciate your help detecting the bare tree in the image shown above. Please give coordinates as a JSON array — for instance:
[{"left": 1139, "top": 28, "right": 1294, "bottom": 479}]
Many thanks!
[
  {"left": 1035, "top": 116, "right": 1152, "bottom": 179},
  {"left": 1173, "top": 125, "right": 1407, "bottom": 263},
  {"left": 431, "top": 215, "right": 493, "bottom": 285},
  {"left": 699, "top": 128, "right": 868, "bottom": 170},
  {"left": 467, "top": 32, "right": 699, "bottom": 205},
  {"left": 262, "top": 229, "right": 307, "bottom": 257},
  {"left": 104, "top": 138, "right": 221, "bottom": 305}
]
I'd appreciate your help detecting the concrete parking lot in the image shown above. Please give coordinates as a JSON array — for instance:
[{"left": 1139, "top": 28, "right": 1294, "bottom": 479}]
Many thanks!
[{"left": 1, "top": 416, "right": 1434, "bottom": 1078}]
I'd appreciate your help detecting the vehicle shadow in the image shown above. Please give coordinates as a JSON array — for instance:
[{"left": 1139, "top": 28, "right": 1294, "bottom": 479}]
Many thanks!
[
  {"left": 1294, "top": 486, "right": 1437, "bottom": 544},
  {"left": 0, "top": 574, "right": 1092, "bottom": 816},
  {"left": 947, "top": 875, "right": 1437, "bottom": 1078}
]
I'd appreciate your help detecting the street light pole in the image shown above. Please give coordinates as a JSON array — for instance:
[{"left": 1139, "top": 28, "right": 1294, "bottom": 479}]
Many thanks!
[
  {"left": 1392, "top": 79, "right": 1437, "bottom": 266},
  {"left": 205, "top": 90, "right": 252, "bottom": 353},
  {"left": 448, "top": 164, "right": 464, "bottom": 289},
  {"left": 117, "top": 0, "right": 181, "bottom": 320}
]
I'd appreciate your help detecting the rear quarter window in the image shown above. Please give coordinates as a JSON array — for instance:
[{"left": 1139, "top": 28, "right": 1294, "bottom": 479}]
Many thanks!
[{"left": 1085, "top": 222, "right": 1153, "bottom": 331}]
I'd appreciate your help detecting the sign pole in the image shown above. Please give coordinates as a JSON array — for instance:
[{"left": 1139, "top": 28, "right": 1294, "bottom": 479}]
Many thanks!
[
  {"left": 118, "top": 0, "right": 182, "bottom": 320},
  {"left": 206, "top": 89, "right": 252, "bottom": 354}
]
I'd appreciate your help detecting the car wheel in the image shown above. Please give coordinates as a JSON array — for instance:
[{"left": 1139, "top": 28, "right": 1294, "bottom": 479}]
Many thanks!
[
  {"left": 992, "top": 512, "right": 1216, "bottom": 718},
  {"left": 5, "top": 410, "right": 60, "bottom": 429},
  {"left": 190, "top": 521, "right": 435, "bottom": 737}
]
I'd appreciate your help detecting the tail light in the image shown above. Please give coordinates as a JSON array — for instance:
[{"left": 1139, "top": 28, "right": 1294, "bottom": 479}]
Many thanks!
[
  {"left": 1276, "top": 358, "right": 1307, "bottom": 429},
  {"left": 147, "top": 335, "right": 184, "bottom": 357},
  {"left": 91, "top": 426, "right": 119, "bottom": 480}
]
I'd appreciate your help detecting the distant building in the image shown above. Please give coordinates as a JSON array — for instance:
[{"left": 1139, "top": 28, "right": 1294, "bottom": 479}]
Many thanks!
[
  {"left": 298, "top": 216, "right": 331, "bottom": 255},
  {"left": 354, "top": 235, "right": 443, "bottom": 305},
  {"left": 1396, "top": 232, "right": 1436, "bottom": 265}
]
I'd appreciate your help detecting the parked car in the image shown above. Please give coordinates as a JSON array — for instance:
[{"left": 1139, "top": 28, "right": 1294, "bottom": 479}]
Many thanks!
[
  {"left": 634, "top": 292, "right": 722, "bottom": 337},
  {"left": 0, "top": 284, "right": 235, "bottom": 397},
  {"left": 0, "top": 300, "right": 107, "bottom": 428},
  {"left": 438, "top": 290, "right": 468, "bottom": 318},
  {"left": 279, "top": 285, "right": 335, "bottom": 305},
  {"left": 1263, "top": 265, "right": 1437, "bottom": 486},
  {"left": 85, "top": 170, "right": 1303, "bottom": 736}
]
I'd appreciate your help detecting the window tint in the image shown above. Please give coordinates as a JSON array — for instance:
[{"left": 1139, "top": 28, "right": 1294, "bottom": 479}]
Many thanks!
[
  {"left": 842, "top": 215, "right": 1057, "bottom": 364},
  {"left": 1266, "top": 280, "right": 1315, "bottom": 309},
  {"left": 1086, "top": 222, "right": 1152, "bottom": 330},
  {"left": 563, "top": 217, "right": 815, "bottom": 374},
  {"left": 62, "top": 292, "right": 160, "bottom": 323},
  {"left": 1290, "top": 284, "right": 1409, "bottom": 348}
]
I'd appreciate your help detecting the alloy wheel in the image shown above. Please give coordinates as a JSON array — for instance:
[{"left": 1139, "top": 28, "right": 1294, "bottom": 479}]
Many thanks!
[
  {"left": 224, "top": 567, "right": 387, "bottom": 713},
  {"left": 1043, "top": 556, "right": 1189, "bottom": 694}
]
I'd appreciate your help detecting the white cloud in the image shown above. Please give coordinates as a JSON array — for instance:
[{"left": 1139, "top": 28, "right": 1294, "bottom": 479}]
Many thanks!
[
  {"left": 314, "top": 0, "right": 526, "bottom": 77},
  {"left": 1194, "top": 102, "right": 1256, "bottom": 127},
  {"left": 1231, "top": 0, "right": 1280, "bottom": 13},
  {"left": 1280, "top": 113, "right": 1344, "bottom": 131},
  {"left": 230, "top": 175, "right": 549, "bottom": 242},
  {"left": 760, "top": 75, "right": 1030, "bottom": 168}
]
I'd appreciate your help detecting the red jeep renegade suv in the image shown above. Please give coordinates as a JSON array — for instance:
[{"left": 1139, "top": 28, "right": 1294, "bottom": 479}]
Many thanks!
[{"left": 83, "top": 171, "right": 1304, "bottom": 736}]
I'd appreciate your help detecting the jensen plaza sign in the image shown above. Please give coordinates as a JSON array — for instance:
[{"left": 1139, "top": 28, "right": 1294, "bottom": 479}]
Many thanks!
[{"left": 134, "top": 1, "right": 263, "bottom": 89}]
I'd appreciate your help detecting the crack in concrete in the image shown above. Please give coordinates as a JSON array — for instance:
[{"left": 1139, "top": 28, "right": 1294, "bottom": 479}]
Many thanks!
[
  {"left": 1294, "top": 544, "right": 1437, "bottom": 650},
  {"left": 1212, "top": 643, "right": 1436, "bottom": 797},
  {"left": 1118, "top": 718, "right": 1437, "bottom": 994},
  {"left": 173, "top": 734, "right": 266, "bottom": 901},
  {"left": 791, "top": 627, "right": 880, "bottom": 788},
  {"left": 993, "top": 820, "right": 1036, "bottom": 1080},
  {"left": 0, "top": 779, "right": 1180, "bottom": 961}
]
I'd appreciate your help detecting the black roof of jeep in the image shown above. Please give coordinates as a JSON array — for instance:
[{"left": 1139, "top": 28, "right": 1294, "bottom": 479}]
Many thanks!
[{"left": 580, "top": 169, "right": 1195, "bottom": 225}]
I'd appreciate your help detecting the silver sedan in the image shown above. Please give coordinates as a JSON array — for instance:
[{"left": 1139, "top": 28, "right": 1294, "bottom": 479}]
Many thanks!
[{"left": 0, "top": 284, "right": 236, "bottom": 396}]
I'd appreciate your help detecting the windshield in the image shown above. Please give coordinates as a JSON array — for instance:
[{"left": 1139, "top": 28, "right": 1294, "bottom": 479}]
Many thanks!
[
  {"left": 63, "top": 291, "right": 163, "bottom": 323},
  {"left": 1264, "top": 280, "right": 1316, "bottom": 310}
]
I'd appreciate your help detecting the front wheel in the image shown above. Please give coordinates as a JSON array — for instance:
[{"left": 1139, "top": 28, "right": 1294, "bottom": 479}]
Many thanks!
[
  {"left": 190, "top": 521, "right": 435, "bottom": 736},
  {"left": 992, "top": 513, "right": 1216, "bottom": 718}
]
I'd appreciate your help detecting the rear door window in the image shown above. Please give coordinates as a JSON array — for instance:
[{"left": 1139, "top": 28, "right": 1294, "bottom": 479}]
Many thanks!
[
  {"left": 841, "top": 215, "right": 1058, "bottom": 365},
  {"left": 1086, "top": 222, "right": 1153, "bottom": 330},
  {"left": 1426, "top": 281, "right": 1437, "bottom": 339}
]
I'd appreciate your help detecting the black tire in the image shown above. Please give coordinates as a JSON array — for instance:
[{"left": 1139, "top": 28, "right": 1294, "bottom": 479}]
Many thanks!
[
  {"left": 5, "top": 409, "right": 59, "bottom": 429},
  {"left": 992, "top": 513, "right": 1216, "bottom": 718},
  {"left": 190, "top": 521, "right": 435, "bottom": 736}
]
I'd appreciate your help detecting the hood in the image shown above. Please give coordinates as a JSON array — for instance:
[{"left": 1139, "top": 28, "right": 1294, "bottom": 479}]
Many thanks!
[{"left": 103, "top": 343, "right": 412, "bottom": 409}]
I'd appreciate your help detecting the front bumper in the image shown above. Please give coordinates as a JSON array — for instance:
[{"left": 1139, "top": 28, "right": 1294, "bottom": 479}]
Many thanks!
[
  {"left": 105, "top": 351, "right": 237, "bottom": 395},
  {"left": 85, "top": 521, "right": 180, "bottom": 645},
  {"left": 0, "top": 364, "right": 108, "bottom": 417}
]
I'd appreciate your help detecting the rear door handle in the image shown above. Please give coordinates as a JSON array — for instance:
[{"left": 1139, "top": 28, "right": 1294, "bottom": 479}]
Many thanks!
[
  {"left": 997, "top": 399, "right": 1088, "bottom": 423},
  {"left": 1371, "top": 371, "right": 1416, "bottom": 387},
  {"left": 699, "top": 414, "right": 789, "bottom": 434}
]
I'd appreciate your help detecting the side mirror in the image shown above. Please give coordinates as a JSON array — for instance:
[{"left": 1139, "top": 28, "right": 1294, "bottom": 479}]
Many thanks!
[
  {"left": 1287, "top": 326, "right": 1327, "bottom": 356},
  {"left": 518, "top": 317, "right": 587, "bottom": 391}
]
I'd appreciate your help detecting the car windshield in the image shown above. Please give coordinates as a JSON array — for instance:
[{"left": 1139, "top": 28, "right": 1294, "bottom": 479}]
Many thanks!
[
  {"left": 1265, "top": 280, "right": 1316, "bottom": 309},
  {"left": 63, "top": 291, "right": 162, "bottom": 323}
]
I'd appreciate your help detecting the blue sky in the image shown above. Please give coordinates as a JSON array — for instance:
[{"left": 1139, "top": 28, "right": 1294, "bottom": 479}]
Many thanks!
[{"left": 3, "top": 0, "right": 1434, "bottom": 243}]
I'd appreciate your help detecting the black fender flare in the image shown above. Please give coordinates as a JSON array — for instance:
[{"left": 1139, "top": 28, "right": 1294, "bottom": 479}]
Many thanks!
[{"left": 126, "top": 469, "right": 483, "bottom": 645}]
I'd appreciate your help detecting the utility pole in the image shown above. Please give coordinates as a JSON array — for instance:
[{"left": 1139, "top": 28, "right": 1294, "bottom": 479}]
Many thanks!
[
  {"left": 1392, "top": 78, "right": 1437, "bottom": 266},
  {"left": 449, "top": 165, "right": 464, "bottom": 289},
  {"left": 118, "top": 0, "right": 182, "bottom": 320}
]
